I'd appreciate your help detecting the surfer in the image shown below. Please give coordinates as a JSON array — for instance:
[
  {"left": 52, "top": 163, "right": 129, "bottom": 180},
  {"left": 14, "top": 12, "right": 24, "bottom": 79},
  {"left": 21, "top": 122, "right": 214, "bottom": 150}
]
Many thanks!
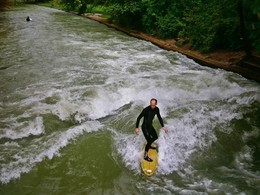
[
  {"left": 26, "top": 16, "right": 32, "bottom": 22},
  {"left": 135, "top": 98, "right": 168, "bottom": 162}
]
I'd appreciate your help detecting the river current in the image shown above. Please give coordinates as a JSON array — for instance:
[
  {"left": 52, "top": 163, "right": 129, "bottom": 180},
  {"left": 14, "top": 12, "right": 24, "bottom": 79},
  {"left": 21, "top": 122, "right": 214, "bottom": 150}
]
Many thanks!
[{"left": 0, "top": 5, "right": 259, "bottom": 194}]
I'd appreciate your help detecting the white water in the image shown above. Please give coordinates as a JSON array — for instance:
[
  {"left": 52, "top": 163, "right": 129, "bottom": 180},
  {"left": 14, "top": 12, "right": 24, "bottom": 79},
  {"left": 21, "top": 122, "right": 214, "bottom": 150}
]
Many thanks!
[{"left": 0, "top": 5, "right": 259, "bottom": 194}]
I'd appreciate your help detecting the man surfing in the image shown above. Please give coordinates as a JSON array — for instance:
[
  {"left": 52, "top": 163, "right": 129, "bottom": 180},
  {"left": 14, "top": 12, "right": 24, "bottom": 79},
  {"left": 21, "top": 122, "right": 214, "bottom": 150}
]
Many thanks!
[{"left": 135, "top": 98, "right": 168, "bottom": 162}]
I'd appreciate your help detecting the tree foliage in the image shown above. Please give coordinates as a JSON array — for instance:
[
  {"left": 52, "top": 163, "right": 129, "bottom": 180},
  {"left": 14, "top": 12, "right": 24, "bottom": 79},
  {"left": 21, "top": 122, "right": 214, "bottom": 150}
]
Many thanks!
[
  {"left": 54, "top": 0, "right": 260, "bottom": 52},
  {"left": 105, "top": 0, "right": 144, "bottom": 29}
]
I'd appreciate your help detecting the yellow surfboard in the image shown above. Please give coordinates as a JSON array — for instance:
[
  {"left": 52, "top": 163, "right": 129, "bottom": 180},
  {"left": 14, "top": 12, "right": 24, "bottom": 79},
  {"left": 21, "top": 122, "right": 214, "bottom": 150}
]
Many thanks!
[{"left": 141, "top": 144, "right": 158, "bottom": 176}]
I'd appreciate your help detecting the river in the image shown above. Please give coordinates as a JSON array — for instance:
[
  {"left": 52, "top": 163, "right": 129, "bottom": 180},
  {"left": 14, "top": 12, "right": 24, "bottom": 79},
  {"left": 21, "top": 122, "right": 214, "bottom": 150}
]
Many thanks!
[{"left": 0, "top": 5, "right": 259, "bottom": 194}]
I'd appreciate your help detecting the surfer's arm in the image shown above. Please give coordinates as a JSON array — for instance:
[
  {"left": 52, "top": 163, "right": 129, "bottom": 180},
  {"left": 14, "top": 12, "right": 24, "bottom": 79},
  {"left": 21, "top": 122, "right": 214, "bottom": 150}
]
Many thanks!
[
  {"left": 135, "top": 109, "right": 145, "bottom": 128},
  {"left": 157, "top": 108, "right": 168, "bottom": 133},
  {"left": 135, "top": 109, "right": 145, "bottom": 135},
  {"left": 156, "top": 108, "right": 164, "bottom": 127}
]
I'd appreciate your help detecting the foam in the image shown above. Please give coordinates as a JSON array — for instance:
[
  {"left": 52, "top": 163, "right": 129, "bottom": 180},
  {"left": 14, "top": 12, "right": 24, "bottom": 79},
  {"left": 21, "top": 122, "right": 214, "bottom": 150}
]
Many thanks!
[
  {"left": 109, "top": 57, "right": 260, "bottom": 176},
  {"left": 0, "top": 120, "right": 102, "bottom": 184},
  {"left": 112, "top": 125, "right": 147, "bottom": 173},
  {"left": 233, "top": 127, "right": 260, "bottom": 178},
  {"left": 0, "top": 116, "right": 44, "bottom": 140},
  {"left": 114, "top": 107, "right": 213, "bottom": 175},
  {"left": 1, "top": 12, "right": 260, "bottom": 188},
  {"left": 157, "top": 117, "right": 213, "bottom": 174},
  {"left": 114, "top": 91, "right": 249, "bottom": 176}
]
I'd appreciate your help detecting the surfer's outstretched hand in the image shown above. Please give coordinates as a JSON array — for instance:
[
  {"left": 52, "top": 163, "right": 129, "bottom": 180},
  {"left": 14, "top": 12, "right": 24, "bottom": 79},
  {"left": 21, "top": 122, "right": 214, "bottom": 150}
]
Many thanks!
[
  {"left": 135, "top": 128, "right": 139, "bottom": 135},
  {"left": 163, "top": 127, "right": 168, "bottom": 134}
]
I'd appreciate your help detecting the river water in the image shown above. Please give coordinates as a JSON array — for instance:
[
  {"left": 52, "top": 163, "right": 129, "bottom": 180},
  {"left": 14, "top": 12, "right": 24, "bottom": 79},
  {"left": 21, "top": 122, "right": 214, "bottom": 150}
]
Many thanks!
[{"left": 0, "top": 5, "right": 259, "bottom": 194}]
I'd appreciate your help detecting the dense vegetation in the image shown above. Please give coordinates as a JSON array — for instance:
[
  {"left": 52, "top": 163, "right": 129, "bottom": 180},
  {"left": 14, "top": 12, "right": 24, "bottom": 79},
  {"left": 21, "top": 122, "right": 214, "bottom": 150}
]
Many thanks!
[{"left": 48, "top": 0, "right": 260, "bottom": 52}]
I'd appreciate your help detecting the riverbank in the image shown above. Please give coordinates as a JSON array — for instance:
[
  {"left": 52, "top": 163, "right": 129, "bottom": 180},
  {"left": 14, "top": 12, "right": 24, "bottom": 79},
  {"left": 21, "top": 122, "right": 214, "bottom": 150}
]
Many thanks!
[{"left": 84, "top": 14, "right": 260, "bottom": 83}]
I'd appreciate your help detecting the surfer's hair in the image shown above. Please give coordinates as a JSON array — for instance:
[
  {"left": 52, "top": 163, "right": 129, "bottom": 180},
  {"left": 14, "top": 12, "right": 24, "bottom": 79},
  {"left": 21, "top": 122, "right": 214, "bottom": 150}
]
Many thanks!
[{"left": 150, "top": 98, "right": 157, "bottom": 104}]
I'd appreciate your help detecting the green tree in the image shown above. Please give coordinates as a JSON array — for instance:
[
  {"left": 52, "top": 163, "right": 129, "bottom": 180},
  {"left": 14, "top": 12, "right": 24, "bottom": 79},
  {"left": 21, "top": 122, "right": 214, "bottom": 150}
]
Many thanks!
[
  {"left": 242, "top": 0, "right": 260, "bottom": 51},
  {"left": 141, "top": 0, "right": 186, "bottom": 38},
  {"left": 107, "top": 0, "right": 144, "bottom": 29},
  {"left": 53, "top": 0, "right": 260, "bottom": 52}
]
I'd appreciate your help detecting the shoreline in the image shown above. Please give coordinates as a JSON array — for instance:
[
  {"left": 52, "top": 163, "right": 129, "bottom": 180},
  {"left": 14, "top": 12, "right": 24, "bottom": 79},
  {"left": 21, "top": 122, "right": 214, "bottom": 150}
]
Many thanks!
[{"left": 84, "top": 14, "right": 260, "bottom": 83}]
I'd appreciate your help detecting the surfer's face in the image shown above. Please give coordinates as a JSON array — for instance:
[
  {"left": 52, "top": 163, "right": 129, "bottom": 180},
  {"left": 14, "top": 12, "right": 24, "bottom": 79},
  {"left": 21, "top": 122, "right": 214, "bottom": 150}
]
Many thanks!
[{"left": 150, "top": 100, "right": 157, "bottom": 109}]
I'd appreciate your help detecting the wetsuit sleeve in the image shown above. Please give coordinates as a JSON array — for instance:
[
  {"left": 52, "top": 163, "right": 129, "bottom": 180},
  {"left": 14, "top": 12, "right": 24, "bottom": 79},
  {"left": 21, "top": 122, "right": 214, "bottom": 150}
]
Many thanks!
[
  {"left": 135, "top": 109, "right": 145, "bottom": 128},
  {"left": 157, "top": 108, "right": 164, "bottom": 127}
]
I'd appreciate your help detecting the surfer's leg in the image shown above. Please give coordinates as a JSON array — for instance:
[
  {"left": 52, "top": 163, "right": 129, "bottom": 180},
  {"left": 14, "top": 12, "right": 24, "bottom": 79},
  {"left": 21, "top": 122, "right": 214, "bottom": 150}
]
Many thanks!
[
  {"left": 150, "top": 126, "right": 158, "bottom": 142},
  {"left": 143, "top": 127, "right": 158, "bottom": 151},
  {"left": 148, "top": 127, "right": 158, "bottom": 149},
  {"left": 142, "top": 127, "right": 153, "bottom": 162},
  {"left": 142, "top": 127, "right": 152, "bottom": 152}
]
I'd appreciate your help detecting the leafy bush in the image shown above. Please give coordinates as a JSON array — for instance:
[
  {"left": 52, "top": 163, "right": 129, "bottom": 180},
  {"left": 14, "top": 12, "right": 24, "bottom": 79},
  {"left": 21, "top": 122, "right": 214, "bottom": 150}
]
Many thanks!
[
  {"left": 54, "top": 0, "right": 260, "bottom": 52},
  {"left": 107, "top": 1, "right": 144, "bottom": 29}
]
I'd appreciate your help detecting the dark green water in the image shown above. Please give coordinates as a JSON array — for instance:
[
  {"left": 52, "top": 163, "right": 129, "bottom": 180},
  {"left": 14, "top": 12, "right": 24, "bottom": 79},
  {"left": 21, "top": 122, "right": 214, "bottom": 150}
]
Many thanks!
[{"left": 0, "top": 5, "right": 259, "bottom": 195}]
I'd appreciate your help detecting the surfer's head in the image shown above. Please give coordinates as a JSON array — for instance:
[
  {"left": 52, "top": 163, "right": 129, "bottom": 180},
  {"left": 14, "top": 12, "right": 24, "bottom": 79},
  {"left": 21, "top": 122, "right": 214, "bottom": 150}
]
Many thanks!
[{"left": 150, "top": 98, "right": 157, "bottom": 109}]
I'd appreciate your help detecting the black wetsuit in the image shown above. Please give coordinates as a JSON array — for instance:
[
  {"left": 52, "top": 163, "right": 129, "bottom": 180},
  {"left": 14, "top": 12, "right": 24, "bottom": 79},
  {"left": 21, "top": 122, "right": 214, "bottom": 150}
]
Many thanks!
[{"left": 136, "top": 106, "right": 164, "bottom": 152}]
